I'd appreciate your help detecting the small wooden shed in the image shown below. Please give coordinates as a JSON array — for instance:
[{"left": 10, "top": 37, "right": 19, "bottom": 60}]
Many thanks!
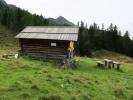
[{"left": 15, "top": 26, "right": 79, "bottom": 59}]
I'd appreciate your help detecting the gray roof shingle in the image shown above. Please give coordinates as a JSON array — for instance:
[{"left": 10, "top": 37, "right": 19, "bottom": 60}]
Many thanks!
[{"left": 15, "top": 26, "right": 79, "bottom": 41}]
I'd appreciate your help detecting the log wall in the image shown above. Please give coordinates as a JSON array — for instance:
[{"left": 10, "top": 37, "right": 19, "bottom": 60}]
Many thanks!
[{"left": 19, "top": 39, "right": 70, "bottom": 59}]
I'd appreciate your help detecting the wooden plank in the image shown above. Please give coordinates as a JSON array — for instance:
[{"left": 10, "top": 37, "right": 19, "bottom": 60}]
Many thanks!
[
  {"left": 19, "top": 39, "right": 72, "bottom": 59},
  {"left": 96, "top": 61, "right": 104, "bottom": 67}
]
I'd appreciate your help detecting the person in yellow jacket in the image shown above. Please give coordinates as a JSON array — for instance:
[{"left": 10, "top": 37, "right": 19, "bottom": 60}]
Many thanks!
[{"left": 68, "top": 41, "right": 74, "bottom": 59}]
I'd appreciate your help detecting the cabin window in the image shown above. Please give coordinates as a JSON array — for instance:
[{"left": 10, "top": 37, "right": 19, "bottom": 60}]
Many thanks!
[{"left": 51, "top": 43, "right": 56, "bottom": 47}]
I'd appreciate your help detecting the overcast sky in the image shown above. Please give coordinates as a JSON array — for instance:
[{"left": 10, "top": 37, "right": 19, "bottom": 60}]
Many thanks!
[{"left": 5, "top": 0, "right": 133, "bottom": 36}]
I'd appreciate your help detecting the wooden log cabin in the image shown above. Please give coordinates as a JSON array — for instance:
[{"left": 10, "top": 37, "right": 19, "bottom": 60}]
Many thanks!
[{"left": 15, "top": 26, "right": 79, "bottom": 59}]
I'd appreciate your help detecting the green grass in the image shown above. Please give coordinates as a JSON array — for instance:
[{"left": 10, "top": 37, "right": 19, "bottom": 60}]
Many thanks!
[
  {"left": 0, "top": 54, "right": 133, "bottom": 100},
  {"left": 0, "top": 26, "right": 133, "bottom": 99}
]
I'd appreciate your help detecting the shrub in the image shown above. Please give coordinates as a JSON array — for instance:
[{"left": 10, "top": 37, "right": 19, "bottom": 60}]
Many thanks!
[
  {"left": 68, "top": 58, "right": 80, "bottom": 69},
  {"left": 61, "top": 58, "right": 80, "bottom": 69}
]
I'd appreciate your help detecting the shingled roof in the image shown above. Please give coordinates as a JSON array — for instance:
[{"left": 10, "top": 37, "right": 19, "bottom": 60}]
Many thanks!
[{"left": 15, "top": 26, "right": 79, "bottom": 41}]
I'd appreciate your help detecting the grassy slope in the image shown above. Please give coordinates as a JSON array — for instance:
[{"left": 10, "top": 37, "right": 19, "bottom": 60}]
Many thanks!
[
  {"left": 0, "top": 55, "right": 133, "bottom": 100},
  {"left": 92, "top": 50, "right": 133, "bottom": 65},
  {"left": 0, "top": 25, "right": 18, "bottom": 50},
  {"left": 0, "top": 25, "right": 133, "bottom": 99}
]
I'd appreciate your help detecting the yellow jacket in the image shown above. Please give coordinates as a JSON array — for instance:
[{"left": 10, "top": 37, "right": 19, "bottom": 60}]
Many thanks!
[{"left": 69, "top": 41, "right": 74, "bottom": 51}]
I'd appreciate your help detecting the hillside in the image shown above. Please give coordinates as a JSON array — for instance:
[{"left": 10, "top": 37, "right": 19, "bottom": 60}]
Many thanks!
[
  {"left": 0, "top": 0, "right": 7, "bottom": 7},
  {"left": 92, "top": 50, "right": 133, "bottom": 65},
  {"left": 0, "top": 55, "right": 133, "bottom": 100},
  {"left": 0, "top": 0, "right": 74, "bottom": 31},
  {"left": 0, "top": 25, "right": 18, "bottom": 50},
  {"left": 0, "top": 0, "right": 75, "bottom": 51}
]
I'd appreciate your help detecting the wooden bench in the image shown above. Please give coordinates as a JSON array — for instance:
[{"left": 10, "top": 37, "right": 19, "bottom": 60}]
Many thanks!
[
  {"left": 112, "top": 61, "right": 121, "bottom": 70},
  {"left": 96, "top": 61, "right": 104, "bottom": 67},
  {"left": 2, "top": 54, "right": 18, "bottom": 59},
  {"left": 96, "top": 59, "right": 121, "bottom": 70},
  {"left": 104, "top": 59, "right": 113, "bottom": 69},
  {"left": 3, "top": 54, "right": 14, "bottom": 59}
]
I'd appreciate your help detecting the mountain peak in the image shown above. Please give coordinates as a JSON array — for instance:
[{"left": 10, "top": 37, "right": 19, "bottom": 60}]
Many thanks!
[
  {"left": 57, "top": 16, "right": 65, "bottom": 19},
  {"left": 57, "top": 16, "right": 64, "bottom": 18},
  {"left": 48, "top": 16, "right": 75, "bottom": 26}
]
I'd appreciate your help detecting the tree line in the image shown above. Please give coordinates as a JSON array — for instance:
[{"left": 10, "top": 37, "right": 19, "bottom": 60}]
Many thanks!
[
  {"left": 78, "top": 22, "right": 133, "bottom": 57},
  {"left": 0, "top": 3, "right": 49, "bottom": 32}
]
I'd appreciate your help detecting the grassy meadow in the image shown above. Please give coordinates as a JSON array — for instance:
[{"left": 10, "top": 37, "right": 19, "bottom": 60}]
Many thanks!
[
  {"left": 0, "top": 25, "right": 133, "bottom": 100},
  {"left": 0, "top": 54, "right": 133, "bottom": 100}
]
